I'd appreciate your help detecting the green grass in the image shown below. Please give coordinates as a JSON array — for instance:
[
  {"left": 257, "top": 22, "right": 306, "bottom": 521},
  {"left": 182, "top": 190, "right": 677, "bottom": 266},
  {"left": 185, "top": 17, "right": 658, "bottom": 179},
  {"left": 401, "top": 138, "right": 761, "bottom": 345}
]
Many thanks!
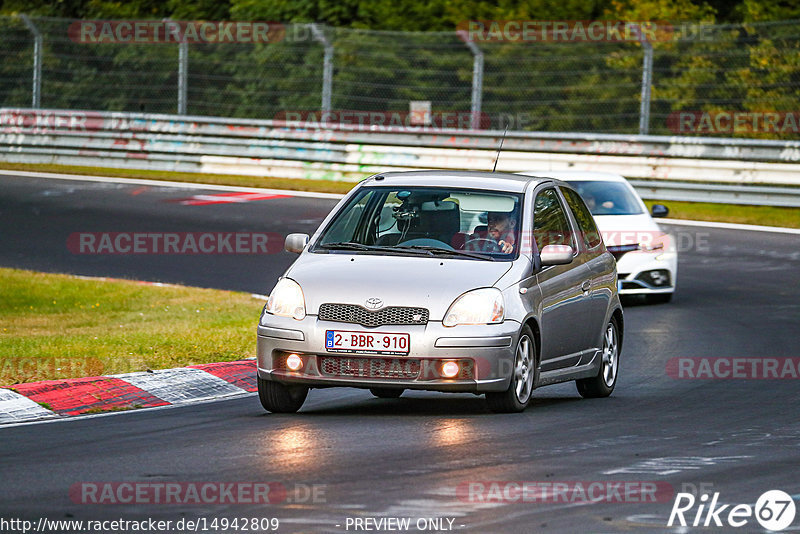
[
  {"left": 2, "top": 161, "right": 799, "bottom": 228},
  {"left": 0, "top": 268, "right": 264, "bottom": 386},
  {"left": 644, "top": 200, "right": 800, "bottom": 229},
  {"left": 0, "top": 161, "right": 358, "bottom": 195}
]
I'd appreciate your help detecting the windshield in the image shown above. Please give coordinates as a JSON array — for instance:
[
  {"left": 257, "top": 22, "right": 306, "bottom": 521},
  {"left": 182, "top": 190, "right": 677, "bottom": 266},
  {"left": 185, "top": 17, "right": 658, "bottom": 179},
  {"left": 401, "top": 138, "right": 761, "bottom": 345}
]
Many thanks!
[
  {"left": 565, "top": 180, "right": 644, "bottom": 216},
  {"left": 313, "top": 187, "right": 523, "bottom": 260}
]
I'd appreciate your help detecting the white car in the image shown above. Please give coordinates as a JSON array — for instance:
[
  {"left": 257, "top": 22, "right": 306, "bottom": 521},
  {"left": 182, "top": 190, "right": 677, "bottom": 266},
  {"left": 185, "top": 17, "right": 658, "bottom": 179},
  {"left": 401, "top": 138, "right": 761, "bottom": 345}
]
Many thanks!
[{"left": 518, "top": 171, "right": 677, "bottom": 303}]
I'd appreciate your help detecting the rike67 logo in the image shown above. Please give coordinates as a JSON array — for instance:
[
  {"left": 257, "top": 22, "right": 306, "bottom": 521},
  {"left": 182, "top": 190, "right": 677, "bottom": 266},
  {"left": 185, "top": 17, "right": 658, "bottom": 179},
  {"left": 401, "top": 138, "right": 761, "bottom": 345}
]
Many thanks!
[{"left": 668, "top": 490, "right": 796, "bottom": 531}]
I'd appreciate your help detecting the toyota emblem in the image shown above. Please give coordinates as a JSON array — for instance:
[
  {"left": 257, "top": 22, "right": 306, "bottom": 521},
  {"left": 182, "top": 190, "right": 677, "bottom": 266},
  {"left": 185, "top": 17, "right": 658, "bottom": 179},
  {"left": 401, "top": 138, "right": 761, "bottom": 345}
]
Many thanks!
[{"left": 365, "top": 297, "right": 383, "bottom": 310}]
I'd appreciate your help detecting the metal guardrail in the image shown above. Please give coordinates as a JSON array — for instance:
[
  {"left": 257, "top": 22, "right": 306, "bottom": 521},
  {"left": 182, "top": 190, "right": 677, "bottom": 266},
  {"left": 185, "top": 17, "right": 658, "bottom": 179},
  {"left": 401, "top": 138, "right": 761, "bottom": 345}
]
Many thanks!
[
  {"left": 629, "top": 180, "right": 800, "bottom": 208},
  {"left": 1, "top": 108, "right": 800, "bottom": 206}
]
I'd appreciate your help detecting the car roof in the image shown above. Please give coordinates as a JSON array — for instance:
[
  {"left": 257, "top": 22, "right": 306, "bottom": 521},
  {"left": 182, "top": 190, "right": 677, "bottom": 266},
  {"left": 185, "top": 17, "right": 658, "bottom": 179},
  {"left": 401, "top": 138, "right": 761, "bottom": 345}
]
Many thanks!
[
  {"left": 362, "top": 170, "right": 552, "bottom": 193},
  {"left": 516, "top": 170, "right": 629, "bottom": 183}
]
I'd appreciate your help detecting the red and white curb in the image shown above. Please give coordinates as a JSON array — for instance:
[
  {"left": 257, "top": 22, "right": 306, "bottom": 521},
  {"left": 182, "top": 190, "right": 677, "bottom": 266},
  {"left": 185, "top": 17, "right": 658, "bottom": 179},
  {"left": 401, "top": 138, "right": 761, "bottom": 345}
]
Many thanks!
[{"left": 0, "top": 359, "right": 257, "bottom": 425}]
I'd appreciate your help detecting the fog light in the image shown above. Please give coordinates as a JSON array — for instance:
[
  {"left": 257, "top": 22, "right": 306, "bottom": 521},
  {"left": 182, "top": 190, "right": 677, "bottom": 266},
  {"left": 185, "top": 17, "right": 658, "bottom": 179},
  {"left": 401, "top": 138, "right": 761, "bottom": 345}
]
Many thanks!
[
  {"left": 285, "top": 353, "right": 303, "bottom": 371},
  {"left": 636, "top": 269, "right": 671, "bottom": 287},
  {"left": 441, "top": 361, "right": 460, "bottom": 378},
  {"left": 650, "top": 271, "right": 668, "bottom": 285}
]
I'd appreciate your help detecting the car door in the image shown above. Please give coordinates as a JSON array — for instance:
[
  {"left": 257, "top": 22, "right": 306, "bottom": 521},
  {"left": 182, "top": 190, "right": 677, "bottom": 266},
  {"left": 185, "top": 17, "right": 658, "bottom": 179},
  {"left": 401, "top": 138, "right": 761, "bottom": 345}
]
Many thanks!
[
  {"left": 533, "top": 187, "right": 594, "bottom": 371},
  {"left": 560, "top": 185, "right": 615, "bottom": 355}
]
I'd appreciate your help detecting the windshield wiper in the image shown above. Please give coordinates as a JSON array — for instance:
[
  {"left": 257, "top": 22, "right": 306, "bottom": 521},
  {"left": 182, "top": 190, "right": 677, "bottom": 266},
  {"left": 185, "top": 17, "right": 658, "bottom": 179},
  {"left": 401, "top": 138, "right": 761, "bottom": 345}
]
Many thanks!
[
  {"left": 317, "top": 242, "right": 432, "bottom": 255},
  {"left": 396, "top": 245, "right": 495, "bottom": 261},
  {"left": 317, "top": 242, "right": 372, "bottom": 251}
]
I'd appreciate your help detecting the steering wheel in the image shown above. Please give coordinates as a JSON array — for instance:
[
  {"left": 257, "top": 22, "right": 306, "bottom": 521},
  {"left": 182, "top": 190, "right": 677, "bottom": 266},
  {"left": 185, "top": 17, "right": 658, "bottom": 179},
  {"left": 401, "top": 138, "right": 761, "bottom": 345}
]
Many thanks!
[{"left": 464, "top": 238, "right": 502, "bottom": 252}]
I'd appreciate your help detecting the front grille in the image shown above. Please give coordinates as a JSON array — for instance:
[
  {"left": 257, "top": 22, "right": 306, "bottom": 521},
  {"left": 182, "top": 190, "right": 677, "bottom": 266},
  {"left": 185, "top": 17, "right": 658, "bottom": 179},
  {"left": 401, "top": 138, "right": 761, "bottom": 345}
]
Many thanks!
[
  {"left": 318, "top": 303, "right": 429, "bottom": 327},
  {"left": 319, "top": 356, "right": 421, "bottom": 379}
]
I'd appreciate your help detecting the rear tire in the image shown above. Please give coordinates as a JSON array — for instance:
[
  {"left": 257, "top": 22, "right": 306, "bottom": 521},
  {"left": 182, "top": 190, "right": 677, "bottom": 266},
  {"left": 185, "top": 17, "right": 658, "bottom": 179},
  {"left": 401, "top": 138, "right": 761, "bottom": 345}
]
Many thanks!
[
  {"left": 486, "top": 325, "right": 537, "bottom": 413},
  {"left": 258, "top": 376, "right": 308, "bottom": 413},
  {"left": 369, "top": 388, "right": 404, "bottom": 399},
  {"left": 576, "top": 316, "right": 620, "bottom": 398}
]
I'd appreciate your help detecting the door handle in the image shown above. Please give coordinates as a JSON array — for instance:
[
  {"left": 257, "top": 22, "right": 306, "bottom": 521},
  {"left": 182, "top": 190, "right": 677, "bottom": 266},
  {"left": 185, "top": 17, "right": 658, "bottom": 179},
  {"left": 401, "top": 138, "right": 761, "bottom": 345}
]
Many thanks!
[{"left": 581, "top": 280, "right": 591, "bottom": 292}]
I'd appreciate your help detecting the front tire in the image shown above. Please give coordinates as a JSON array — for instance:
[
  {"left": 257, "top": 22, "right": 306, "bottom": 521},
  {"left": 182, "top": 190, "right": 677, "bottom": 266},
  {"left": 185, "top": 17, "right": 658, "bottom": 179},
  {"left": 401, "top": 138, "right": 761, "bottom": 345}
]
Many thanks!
[
  {"left": 369, "top": 388, "right": 404, "bottom": 399},
  {"left": 258, "top": 376, "right": 308, "bottom": 413},
  {"left": 486, "top": 325, "right": 537, "bottom": 413},
  {"left": 576, "top": 316, "right": 620, "bottom": 398}
]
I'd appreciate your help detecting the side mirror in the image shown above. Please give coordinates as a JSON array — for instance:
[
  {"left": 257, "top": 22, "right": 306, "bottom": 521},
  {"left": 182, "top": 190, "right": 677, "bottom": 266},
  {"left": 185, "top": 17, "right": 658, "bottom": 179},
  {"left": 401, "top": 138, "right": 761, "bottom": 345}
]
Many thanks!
[
  {"left": 651, "top": 204, "right": 669, "bottom": 218},
  {"left": 284, "top": 233, "right": 309, "bottom": 254},
  {"left": 539, "top": 244, "right": 574, "bottom": 266}
]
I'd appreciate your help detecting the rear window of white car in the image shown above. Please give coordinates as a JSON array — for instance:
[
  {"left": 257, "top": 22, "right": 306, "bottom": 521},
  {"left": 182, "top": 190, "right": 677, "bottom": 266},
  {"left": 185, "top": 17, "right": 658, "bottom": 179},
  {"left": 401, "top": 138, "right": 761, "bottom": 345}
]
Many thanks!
[{"left": 566, "top": 180, "right": 644, "bottom": 216}]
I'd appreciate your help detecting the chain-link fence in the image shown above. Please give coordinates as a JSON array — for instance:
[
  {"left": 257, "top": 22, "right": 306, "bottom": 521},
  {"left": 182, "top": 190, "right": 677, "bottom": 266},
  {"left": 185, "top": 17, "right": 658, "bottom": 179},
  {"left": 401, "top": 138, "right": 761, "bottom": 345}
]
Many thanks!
[{"left": 2, "top": 16, "right": 800, "bottom": 137}]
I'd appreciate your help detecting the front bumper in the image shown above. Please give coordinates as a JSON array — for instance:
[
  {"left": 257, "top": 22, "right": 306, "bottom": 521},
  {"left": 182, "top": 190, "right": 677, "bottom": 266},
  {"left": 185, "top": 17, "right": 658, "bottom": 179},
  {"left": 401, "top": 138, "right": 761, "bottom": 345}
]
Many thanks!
[
  {"left": 256, "top": 315, "right": 521, "bottom": 393},
  {"left": 616, "top": 249, "right": 678, "bottom": 296}
]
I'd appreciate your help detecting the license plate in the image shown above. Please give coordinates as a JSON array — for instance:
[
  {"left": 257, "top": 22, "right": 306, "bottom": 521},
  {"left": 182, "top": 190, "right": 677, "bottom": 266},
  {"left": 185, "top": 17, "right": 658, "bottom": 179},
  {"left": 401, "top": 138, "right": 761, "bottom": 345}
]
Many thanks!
[{"left": 325, "top": 330, "right": 410, "bottom": 355}]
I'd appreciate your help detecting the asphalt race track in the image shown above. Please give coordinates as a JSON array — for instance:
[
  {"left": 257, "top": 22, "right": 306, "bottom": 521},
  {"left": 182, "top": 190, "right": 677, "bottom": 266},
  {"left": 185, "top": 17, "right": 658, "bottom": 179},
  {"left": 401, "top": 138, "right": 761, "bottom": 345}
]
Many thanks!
[
  {"left": 1, "top": 174, "right": 799, "bottom": 533},
  {"left": 0, "top": 174, "right": 341, "bottom": 293}
]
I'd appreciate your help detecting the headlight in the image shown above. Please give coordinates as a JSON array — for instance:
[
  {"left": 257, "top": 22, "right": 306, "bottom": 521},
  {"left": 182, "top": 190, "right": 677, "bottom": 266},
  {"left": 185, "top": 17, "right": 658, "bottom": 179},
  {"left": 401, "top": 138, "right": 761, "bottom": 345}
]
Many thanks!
[
  {"left": 265, "top": 278, "right": 306, "bottom": 320},
  {"left": 644, "top": 233, "right": 675, "bottom": 260},
  {"left": 443, "top": 288, "right": 504, "bottom": 327},
  {"left": 640, "top": 233, "right": 672, "bottom": 253}
]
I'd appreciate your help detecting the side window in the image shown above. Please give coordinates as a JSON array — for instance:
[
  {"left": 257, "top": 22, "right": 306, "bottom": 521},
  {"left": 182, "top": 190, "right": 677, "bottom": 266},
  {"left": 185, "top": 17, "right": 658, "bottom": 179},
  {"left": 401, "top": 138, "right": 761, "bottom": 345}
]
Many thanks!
[
  {"left": 376, "top": 192, "right": 402, "bottom": 239},
  {"left": 318, "top": 191, "right": 374, "bottom": 245},
  {"left": 533, "top": 188, "right": 575, "bottom": 252},
  {"left": 561, "top": 187, "right": 603, "bottom": 249}
]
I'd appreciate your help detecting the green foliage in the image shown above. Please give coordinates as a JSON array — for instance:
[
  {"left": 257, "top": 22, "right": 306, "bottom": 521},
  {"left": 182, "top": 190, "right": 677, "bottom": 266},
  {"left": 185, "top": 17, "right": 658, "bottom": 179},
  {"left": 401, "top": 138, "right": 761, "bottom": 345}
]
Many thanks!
[
  {"left": 734, "top": 0, "right": 800, "bottom": 22},
  {"left": 2, "top": 0, "right": 800, "bottom": 27},
  {"left": 229, "top": 0, "right": 616, "bottom": 31}
]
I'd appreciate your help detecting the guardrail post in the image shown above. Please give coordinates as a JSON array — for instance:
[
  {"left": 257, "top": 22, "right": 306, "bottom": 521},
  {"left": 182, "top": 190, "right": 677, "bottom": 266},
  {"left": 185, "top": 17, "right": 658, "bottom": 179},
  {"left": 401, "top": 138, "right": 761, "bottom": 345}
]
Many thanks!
[
  {"left": 461, "top": 35, "right": 484, "bottom": 130},
  {"left": 639, "top": 37, "right": 653, "bottom": 135},
  {"left": 20, "top": 15, "right": 42, "bottom": 109},
  {"left": 310, "top": 24, "right": 333, "bottom": 113},
  {"left": 178, "top": 40, "right": 188, "bottom": 115}
]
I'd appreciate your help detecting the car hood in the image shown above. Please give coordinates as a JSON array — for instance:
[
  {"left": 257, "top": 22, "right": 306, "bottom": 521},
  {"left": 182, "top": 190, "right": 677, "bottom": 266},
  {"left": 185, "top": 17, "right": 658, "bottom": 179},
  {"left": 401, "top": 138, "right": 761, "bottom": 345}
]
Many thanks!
[
  {"left": 593, "top": 214, "right": 664, "bottom": 247},
  {"left": 285, "top": 253, "right": 514, "bottom": 320}
]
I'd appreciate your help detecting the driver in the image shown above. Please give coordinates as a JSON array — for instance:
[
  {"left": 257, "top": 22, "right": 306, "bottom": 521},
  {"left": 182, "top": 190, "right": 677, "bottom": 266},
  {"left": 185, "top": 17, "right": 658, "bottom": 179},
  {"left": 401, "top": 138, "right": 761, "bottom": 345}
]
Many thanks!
[{"left": 466, "top": 211, "right": 516, "bottom": 253}]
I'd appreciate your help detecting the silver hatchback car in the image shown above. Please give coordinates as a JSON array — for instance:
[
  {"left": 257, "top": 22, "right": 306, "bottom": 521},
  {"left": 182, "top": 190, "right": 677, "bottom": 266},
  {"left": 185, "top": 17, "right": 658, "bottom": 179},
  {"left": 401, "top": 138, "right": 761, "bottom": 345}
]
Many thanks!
[{"left": 257, "top": 171, "right": 623, "bottom": 413}]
